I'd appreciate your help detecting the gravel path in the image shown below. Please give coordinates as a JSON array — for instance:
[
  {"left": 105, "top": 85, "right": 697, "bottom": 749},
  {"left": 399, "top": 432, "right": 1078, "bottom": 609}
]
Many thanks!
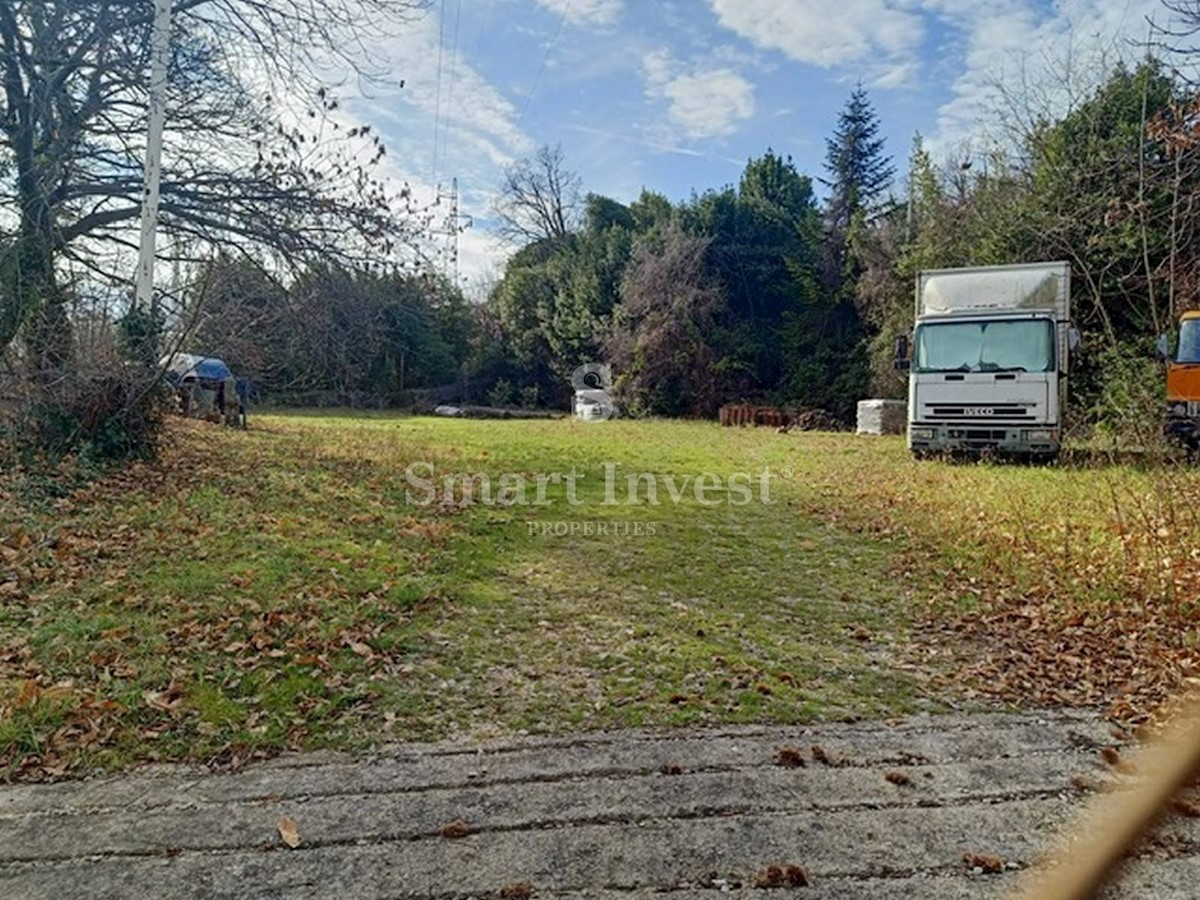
[{"left": 0, "top": 711, "right": 1192, "bottom": 899}]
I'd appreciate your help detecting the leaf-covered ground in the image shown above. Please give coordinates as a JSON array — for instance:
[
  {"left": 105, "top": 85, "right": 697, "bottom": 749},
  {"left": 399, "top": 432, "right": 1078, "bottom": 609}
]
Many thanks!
[
  {"left": 794, "top": 442, "right": 1200, "bottom": 728},
  {"left": 3, "top": 413, "right": 1200, "bottom": 779},
  {"left": 0, "top": 415, "right": 925, "bottom": 780}
]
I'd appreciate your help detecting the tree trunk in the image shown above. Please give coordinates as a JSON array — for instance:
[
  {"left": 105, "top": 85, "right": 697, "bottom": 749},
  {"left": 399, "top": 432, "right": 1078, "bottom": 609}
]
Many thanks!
[{"left": 8, "top": 207, "right": 71, "bottom": 381}]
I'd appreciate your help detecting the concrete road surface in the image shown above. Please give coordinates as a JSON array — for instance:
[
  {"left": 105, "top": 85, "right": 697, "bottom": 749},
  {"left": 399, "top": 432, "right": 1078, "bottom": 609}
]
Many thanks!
[{"left": 0, "top": 711, "right": 1196, "bottom": 899}]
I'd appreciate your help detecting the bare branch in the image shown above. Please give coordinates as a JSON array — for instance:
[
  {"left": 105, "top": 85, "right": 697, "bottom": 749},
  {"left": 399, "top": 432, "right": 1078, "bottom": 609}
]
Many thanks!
[
  {"left": 0, "top": 0, "right": 433, "bottom": 358},
  {"left": 492, "top": 144, "right": 582, "bottom": 246}
]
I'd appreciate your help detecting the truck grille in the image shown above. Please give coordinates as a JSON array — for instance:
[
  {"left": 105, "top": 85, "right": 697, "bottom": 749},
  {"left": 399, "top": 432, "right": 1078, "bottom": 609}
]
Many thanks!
[
  {"left": 947, "top": 428, "right": 1008, "bottom": 445},
  {"left": 925, "top": 404, "right": 1035, "bottom": 421}
]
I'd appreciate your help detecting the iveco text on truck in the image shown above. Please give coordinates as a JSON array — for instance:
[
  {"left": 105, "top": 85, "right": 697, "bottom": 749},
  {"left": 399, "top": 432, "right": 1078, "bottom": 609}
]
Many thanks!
[{"left": 895, "top": 262, "right": 1074, "bottom": 459}]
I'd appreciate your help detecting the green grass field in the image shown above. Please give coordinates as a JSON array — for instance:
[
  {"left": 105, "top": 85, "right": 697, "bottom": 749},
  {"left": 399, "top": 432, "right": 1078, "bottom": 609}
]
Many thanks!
[{"left": 3, "top": 412, "right": 1200, "bottom": 778}]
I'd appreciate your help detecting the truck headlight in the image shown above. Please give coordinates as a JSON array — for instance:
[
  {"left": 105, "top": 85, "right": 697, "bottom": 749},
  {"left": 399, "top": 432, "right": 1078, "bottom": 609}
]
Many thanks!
[
  {"left": 1169, "top": 402, "right": 1188, "bottom": 417},
  {"left": 909, "top": 427, "right": 934, "bottom": 441},
  {"left": 1025, "top": 429, "right": 1055, "bottom": 443}
]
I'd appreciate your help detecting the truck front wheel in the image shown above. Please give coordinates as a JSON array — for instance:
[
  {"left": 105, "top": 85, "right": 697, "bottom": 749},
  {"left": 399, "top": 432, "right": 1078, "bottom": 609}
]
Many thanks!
[{"left": 1024, "top": 451, "right": 1060, "bottom": 466}]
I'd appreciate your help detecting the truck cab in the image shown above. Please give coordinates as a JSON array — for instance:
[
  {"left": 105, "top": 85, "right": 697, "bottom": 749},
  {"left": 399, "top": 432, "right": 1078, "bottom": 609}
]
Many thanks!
[
  {"left": 1166, "top": 311, "right": 1200, "bottom": 449},
  {"left": 900, "top": 263, "right": 1072, "bottom": 460}
]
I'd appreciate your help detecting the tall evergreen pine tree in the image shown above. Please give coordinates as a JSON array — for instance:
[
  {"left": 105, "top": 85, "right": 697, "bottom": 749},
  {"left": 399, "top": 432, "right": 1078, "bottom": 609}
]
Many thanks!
[{"left": 822, "top": 86, "right": 895, "bottom": 294}]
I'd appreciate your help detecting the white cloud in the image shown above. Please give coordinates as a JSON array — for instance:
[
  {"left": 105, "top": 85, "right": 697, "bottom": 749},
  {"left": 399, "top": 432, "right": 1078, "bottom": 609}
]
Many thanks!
[
  {"left": 643, "top": 48, "right": 673, "bottom": 86},
  {"left": 533, "top": 0, "right": 623, "bottom": 27},
  {"left": 369, "top": 14, "right": 532, "bottom": 170},
  {"left": 707, "top": 0, "right": 1182, "bottom": 149},
  {"left": 708, "top": 0, "right": 1172, "bottom": 98},
  {"left": 709, "top": 0, "right": 924, "bottom": 82},
  {"left": 457, "top": 226, "right": 510, "bottom": 299},
  {"left": 330, "top": 10, "right": 540, "bottom": 282},
  {"left": 925, "top": 0, "right": 1168, "bottom": 151},
  {"left": 643, "top": 49, "right": 756, "bottom": 139}
]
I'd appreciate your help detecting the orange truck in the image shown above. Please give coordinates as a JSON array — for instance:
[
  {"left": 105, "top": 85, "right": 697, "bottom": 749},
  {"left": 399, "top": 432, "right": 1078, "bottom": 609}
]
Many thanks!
[{"left": 1166, "top": 310, "right": 1200, "bottom": 449}]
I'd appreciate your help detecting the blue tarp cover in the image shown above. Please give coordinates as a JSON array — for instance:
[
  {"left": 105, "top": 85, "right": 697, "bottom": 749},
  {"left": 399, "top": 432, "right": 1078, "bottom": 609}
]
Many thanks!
[
  {"left": 190, "top": 358, "right": 233, "bottom": 381},
  {"left": 162, "top": 353, "right": 233, "bottom": 384}
]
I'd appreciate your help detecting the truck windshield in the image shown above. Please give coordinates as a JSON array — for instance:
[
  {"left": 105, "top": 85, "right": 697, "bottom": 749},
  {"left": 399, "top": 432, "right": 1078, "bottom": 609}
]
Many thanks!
[
  {"left": 915, "top": 319, "right": 1055, "bottom": 373},
  {"left": 1178, "top": 319, "right": 1200, "bottom": 364}
]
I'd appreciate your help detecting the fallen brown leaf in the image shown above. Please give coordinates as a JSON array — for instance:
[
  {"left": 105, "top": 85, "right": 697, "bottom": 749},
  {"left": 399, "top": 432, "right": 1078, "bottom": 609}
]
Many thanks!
[
  {"left": 439, "top": 818, "right": 471, "bottom": 839},
  {"left": 774, "top": 746, "right": 805, "bottom": 768},
  {"left": 752, "top": 864, "right": 809, "bottom": 888},
  {"left": 810, "top": 744, "right": 836, "bottom": 766},
  {"left": 499, "top": 882, "right": 533, "bottom": 899},
  {"left": 1070, "top": 774, "right": 1098, "bottom": 793},
  {"left": 1174, "top": 797, "right": 1200, "bottom": 817},
  {"left": 277, "top": 816, "right": 301, "bottom": 848},
  {"left": 1101, "top": 746, "right": 1137, "bottom": 775},
  {"left": 885, "top": 770, "right": 913, "bottom": 787},
  {"left": 962, "top": 853, "right": 1005, "bottom": 874}
]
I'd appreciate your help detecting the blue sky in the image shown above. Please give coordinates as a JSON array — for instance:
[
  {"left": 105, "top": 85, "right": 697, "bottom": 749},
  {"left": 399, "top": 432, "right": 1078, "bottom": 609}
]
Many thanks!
[{"left": 345, "top": 0, "right": 1170, "bottom": 286}]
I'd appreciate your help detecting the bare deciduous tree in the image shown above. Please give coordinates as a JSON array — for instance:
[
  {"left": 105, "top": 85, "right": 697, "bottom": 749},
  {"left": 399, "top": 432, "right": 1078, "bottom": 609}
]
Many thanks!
[
  {"left": 1153, "top": 2, "right": 1200, "bottom": 74},
  {"left": 0, "top": 0, "right": 430, "bottom": 374},
  {"left": 492, "top": 144, "right": 581, "bottom": 245}
]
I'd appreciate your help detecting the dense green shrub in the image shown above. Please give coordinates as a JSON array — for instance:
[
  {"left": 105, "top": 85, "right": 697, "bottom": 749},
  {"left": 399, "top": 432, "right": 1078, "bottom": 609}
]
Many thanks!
[
  {"left": 5, "top": 370, "right": 166, "bottom": 464},
  {"left": 1087, "top": 341, "right": 1167, "bottom": 448}
]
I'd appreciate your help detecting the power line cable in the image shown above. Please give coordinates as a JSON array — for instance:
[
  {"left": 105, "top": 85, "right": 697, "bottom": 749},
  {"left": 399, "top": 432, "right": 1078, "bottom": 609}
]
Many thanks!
[
  {"left": 516, "top": 0, "right": 571, "bottom": 127},
  {"left": 465, "top": 0, "right": 498, "bottom": 71},
  {"left": 431, "top": 0, "right": 448, "bottom": 188},
  {"left": 440, "top": 0, "right": 464, "bottom": 177}
]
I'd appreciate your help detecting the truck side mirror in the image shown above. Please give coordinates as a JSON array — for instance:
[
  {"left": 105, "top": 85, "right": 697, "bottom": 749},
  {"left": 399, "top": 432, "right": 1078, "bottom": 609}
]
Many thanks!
[
  {"left": 1068, "top": 328, "right": 1081, "bottom": 352},
  {"left": 1156, "top": 332, "right": 1170, "bottom": 361},
  {"left": 893, "top": 335, "right": 910, "bottom": 371}
]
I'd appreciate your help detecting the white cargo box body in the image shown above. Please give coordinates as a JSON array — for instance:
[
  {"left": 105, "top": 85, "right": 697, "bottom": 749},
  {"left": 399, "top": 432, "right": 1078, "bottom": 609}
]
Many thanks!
[{"left": 917, "top": 262, "right": 1070, "bottom": 323}]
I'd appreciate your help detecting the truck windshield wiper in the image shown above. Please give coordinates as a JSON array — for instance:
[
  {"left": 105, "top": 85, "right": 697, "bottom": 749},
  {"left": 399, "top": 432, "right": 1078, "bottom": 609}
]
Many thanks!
[{"left": 992, "top": 366, "right": 1028, "bottom": 373}]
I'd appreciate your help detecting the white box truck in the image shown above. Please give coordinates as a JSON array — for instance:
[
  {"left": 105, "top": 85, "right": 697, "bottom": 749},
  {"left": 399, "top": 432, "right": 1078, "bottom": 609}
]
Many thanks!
[{"left": 895, "top": 262, "right": 1073, "bottom": 459}]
